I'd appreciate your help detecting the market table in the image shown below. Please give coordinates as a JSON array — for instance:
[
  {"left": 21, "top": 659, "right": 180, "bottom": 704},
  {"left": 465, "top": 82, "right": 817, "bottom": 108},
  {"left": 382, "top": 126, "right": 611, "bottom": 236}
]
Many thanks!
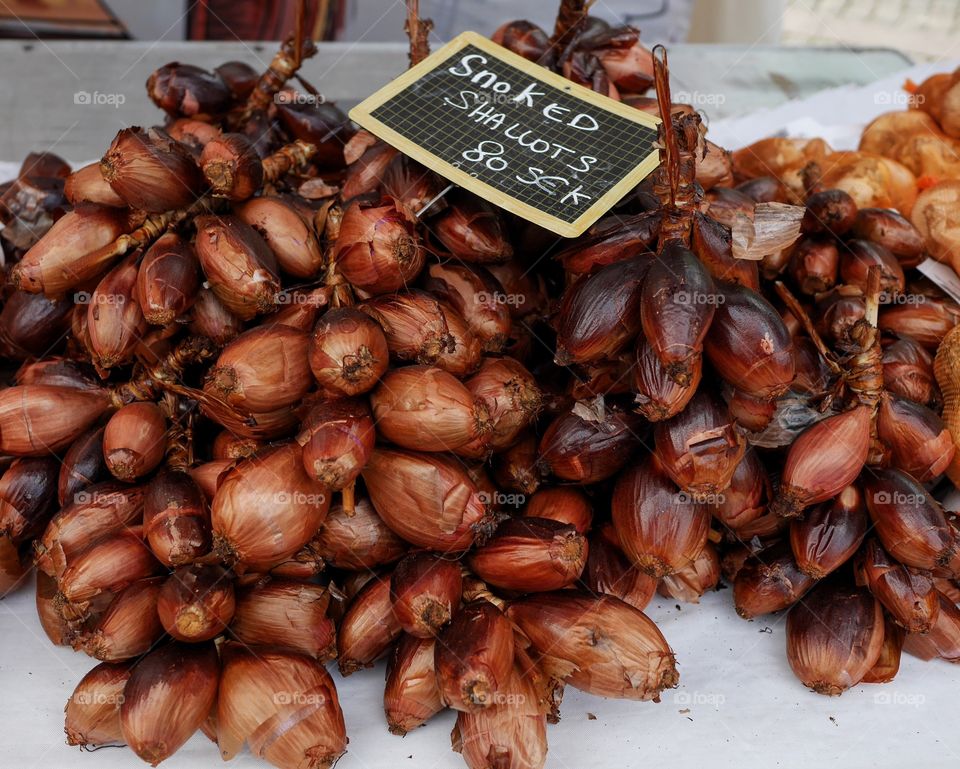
[{"left": 2, "top": 40, "right": 958, "bottom": 769}]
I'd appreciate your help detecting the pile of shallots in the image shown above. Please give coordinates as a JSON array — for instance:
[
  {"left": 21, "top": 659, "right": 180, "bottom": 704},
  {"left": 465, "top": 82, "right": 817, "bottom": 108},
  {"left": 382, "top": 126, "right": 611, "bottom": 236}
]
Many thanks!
[
  {"left": 0, "top": 4, "right": 689, "bottom": 769},
  {"left": 1, "top": 1, "right": 960, "bottom": 768}
]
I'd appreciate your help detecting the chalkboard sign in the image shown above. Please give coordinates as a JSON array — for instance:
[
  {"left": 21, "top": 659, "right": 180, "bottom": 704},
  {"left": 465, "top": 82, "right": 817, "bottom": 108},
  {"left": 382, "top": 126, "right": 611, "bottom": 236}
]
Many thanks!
[{"left": 349, "top": 31, "right": 661, "bottom": 237}]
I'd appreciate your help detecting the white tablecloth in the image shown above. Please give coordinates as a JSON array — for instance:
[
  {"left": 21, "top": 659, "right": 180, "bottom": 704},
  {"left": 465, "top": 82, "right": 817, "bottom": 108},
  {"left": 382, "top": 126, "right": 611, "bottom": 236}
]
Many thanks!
[{"left": 2, "top": 577, "right": 959, "bottom": 769}]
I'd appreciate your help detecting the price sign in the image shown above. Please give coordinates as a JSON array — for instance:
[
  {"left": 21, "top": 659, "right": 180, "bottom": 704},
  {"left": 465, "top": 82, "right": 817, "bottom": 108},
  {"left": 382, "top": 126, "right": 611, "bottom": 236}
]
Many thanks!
[{"left": 349, "top": 31, "right": 661, "bottom": 237}]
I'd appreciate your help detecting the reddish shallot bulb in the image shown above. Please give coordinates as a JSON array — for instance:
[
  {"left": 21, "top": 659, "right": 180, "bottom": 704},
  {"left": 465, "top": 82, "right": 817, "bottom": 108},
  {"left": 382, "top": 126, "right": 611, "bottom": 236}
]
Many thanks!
[
  {"left": 334, "top": 198, "right": 425, "bottom": 294},
  {"left": 654, "top": 390, "right": 745, "bottom": 495},
  {"left": 786, "top": 581, "right": 884, "bottom": 696},
  {"left": 298, "top": 398, "right": 375, "bottom": 491},
  {"left": 771, "top": 406, "right": 871, "bottom": 519},
  {"left": 612, "top": 456, "right": 711, "bottom": 578},
  {"left": 310, "top": 307, "right": 390, "bottom": 397},
  {"left": 640, "top": 242, "right": 717, "bottom": 386}
]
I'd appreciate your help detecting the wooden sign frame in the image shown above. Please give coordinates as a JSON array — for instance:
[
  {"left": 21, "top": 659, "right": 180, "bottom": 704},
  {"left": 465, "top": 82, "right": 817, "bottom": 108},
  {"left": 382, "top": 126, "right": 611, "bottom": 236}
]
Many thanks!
[{"left": 349, "top": 30, "right": 661, "bottom": 238}]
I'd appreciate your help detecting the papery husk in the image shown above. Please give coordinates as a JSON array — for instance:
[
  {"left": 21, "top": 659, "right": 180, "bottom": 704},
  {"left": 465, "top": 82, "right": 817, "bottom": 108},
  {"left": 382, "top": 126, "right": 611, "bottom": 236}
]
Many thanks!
[
  {"left": 120, "top": 641, "right": 219, "bottom": 765},
  {"left": 360, "top": 290, "right": 455, "bottom": 366},
  {"left": 466, "top": 358, "right": 541, "bottom": 451},
  {"left": 309, "top": 307, "right": 390, "bottom": 397},
  {"left": 582, "top": 525, "right": 658, "bottom": 611},
  {"left": 877, "top": 393, "right": 954, "bottom": 481},
  {"left": 298, "top": 398, "right": 375, "bottom": 490},
  {"left": 371, "top": 365, "right": 488, "bottom": 453},
  {"left": 86, "top": 253, "right": 147, "bottom": 371},
  {"left": 361, "top": 449, "right": 494, "bottom": 552},
  {"left": 0, "top": 456, "right": 59, "bottom": 545},
  {"left": 640, "top": 242, "right": 716, "bottom": 386},
  {"left": 193, "top": 214, "right": 280, "bottom": 320},
  {"left": 538, "top": 404, "right": 643, "bottom": 484},
  {"left": 884, "top": 337, "right": 936, "bottom": 406},
  {"left": 211, "top": 443, "right": 330, "bottom": 571},
  {"left": 11, "top": 208, "right": 129, "bottom": 296},
  {"left": 633, "top": 332, "right": 701, "bottom": 421},
  {"left": 236, "top": 196, "right": 324, "bottom": 278},
  {"left": 451, "top": 654, "right": 548, "bottom": 769},
  {"left": 861, "top": 619, "right": 904, "bottom": 684},
  {"left": 612, "top": 456, "right": 710, "bottom": 578},
  {"left": 771, "top": 406, "right": 871, "bottom": 518},
  {"left": 902, "top": 593, "right": 960, "bottom": 663},
  {"left": 384, "top": 634, "right": 443, "bottom": 735},
  {"left": 733, "top": 543, "right": 816, "bottom": 619},
  {"left": 522, "top": 487, "right": 592, "bottom": 533},
  {"left": 390, "top": 551, "right": 463, "bottom": 638},
  {"left": 100, "top": 126, "right": 204, "bottom": 213},
  {"left": 64, "top": 163, "right": 127, "bottom": 208},
  {"left": 786, "top": 581, "right": 885, "bottom": 696},
  {"left": 506, "top": 592, "right": 678, "bottom": 700},
  {"left": 657, "top": 543, "right": 721, "bottom": 603},
  {"left": 468, "top": 517, "right": 587, "bottom": 593},
  {"left": 35, "top": 482, "right": 144, "bottom": 578},
  {"left": 65, "top": 661, "right": 132, "bottom": 747},
  {"left": 707, "top": 449, "right": 768, "bottom": 532},
  {"left": 157, "top": 565, "right": 234, "bottom": 643},
  {"left": 310, "top": 496, "right": 407, "bottom": 571},
  {"left": 204, "top": 325, "right": 312, "bottom": 412},
  {"left": 0, "top": 385, "right": 111, "bottom": 456},
  {"left": 704, "top": 281, "right": 795, "bottom": 400},
  {"left": 436, "top": 600, "right": 515, "bottom": 712},
  {"left": 59, "top": 527, "right": 162, "bottom": 603},
  {"left": 856, "top": 538, "right": 940, "bottom": 634},
  {"left": 337, "top": 576, "right": 402, "bottom": 675},
  {"left": 103, "top": 402, "right": 167, "bottom": 481},
  {"left": 863, "top": 468, "right": 960, "bottom": 574},
  {"left": 218, "top": 643, "right": 348, "bottom": 769},
  {"left": 790, "top": 485, "right": 868, "bottom": 579},
  {"left": 554, "top": 256, "right": 650, "bottom": 365},
  {"left": 143, "top": 469, "right": 210, "bottom": 567},
  {"left": 231, "top": 578, "right": 335, "bottom": 660},
  {"left": 653, "top": 390, "right": 746, "bottom": 495},
  {"left": 136, "top": 232, "right": 200, "bottom": 325},
  {"left": 77, "top": 576, "right": 165, "bottom": 661},
  {"left": 423, "top": 262, "right": 511, "bottom": 352},
  {"left": 334, "top": 197, "right": 425, "bottom": 294}
]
